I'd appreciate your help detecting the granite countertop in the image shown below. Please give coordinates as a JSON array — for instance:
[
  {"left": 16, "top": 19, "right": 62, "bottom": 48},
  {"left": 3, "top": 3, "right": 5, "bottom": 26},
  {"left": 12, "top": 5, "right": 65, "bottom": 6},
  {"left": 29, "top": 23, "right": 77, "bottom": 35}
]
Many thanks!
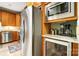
[{"left": 42, "top": 34, "right": 79, "bottom": 43}]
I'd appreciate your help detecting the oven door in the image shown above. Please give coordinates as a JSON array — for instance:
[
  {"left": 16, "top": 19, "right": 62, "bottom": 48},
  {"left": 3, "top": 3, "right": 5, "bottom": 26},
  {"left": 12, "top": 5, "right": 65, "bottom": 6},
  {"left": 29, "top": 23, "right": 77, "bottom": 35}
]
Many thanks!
[{"left": 44, "top": 38, "right": 71, "bottom": 56}]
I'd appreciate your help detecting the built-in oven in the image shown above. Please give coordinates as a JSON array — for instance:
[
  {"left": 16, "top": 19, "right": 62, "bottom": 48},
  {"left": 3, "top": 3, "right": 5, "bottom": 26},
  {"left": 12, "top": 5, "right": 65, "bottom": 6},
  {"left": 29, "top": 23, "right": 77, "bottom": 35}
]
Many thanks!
[
  {"left": 45, "top": 2, "right": 75, "bottom": 20},
  {"left": 44, "top": 38, "right": 71, "bottom": 56}
]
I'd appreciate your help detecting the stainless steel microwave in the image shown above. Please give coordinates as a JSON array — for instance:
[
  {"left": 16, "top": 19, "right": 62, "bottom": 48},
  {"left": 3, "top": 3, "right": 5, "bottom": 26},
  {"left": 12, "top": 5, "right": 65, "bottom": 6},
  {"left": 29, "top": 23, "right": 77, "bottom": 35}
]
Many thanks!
[{"left": 45, "top": 2, "right": 75, "bottom": 20}]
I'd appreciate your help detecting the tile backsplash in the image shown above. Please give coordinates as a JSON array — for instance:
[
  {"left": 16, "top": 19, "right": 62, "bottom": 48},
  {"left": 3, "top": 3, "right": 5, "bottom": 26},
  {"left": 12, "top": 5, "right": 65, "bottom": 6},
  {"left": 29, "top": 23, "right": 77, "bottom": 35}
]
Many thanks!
[{"left": 51, "top": 21, "right": 77, "bottom": 37}]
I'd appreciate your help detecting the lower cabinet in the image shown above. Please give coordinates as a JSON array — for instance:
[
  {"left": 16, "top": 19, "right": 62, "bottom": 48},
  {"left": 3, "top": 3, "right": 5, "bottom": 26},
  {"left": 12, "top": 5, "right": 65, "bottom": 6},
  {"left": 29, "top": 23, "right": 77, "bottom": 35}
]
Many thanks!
[
  {"left": 12, "top": 32, "right": 20, "bottom": 41},
  {"left": 71, "top": 43, "right": 78, "bottom": 56},
  {"left": 0, "top": 31, "right": 19, "bottom": 43}
]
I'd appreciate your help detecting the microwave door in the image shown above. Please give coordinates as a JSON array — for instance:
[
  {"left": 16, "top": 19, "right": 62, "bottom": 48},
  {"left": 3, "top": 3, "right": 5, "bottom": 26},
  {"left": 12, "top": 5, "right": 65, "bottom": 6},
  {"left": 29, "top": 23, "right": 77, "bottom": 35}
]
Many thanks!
[
  {"left": 48, "top": 2, "right": 69, "bottom": 16},
  {"left": 48, "top": 7, "right": 57, "bottom": 16}
]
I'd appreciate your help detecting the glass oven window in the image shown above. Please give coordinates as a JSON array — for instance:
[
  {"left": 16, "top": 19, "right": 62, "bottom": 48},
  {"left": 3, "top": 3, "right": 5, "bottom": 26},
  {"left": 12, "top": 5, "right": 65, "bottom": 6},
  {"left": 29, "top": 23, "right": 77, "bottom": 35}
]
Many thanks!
[{"left": 45, "top": 41, "right": 67, "bottom": 56}]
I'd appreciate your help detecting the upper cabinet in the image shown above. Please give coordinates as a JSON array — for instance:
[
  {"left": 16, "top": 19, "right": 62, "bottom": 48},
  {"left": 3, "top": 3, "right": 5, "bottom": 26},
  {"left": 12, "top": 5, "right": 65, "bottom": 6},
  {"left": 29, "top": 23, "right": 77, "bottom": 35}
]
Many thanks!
[
  {"left": 45, "top": 2, "right": 77, "bottom": 23},
  {"left": 0, "top": 10, "right": 21, "bottom": 26},
  {"left": 33, "top": 2, "right": 41, "bottom": 7},
  {"left": 2, "top": 11, "right": 16, "bottom": 26},
  {"left": 2, "top": 11, "right": 9, "bottom": 26},
  {"left": 16, "top": 14, "right": 21, "bottom": 26},
  {"left": 0, "top": 11, "right": 2, "bottom": 20},
  {"left": 8, "top": 12, "right": 16, "bottom": 26}
]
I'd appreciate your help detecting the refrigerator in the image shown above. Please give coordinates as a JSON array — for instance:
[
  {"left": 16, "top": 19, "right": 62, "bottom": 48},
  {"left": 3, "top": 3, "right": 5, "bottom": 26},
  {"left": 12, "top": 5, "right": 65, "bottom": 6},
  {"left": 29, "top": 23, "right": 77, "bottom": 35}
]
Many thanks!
[{"left": 21, "top": 6, "right": 42, "bottom": 56}]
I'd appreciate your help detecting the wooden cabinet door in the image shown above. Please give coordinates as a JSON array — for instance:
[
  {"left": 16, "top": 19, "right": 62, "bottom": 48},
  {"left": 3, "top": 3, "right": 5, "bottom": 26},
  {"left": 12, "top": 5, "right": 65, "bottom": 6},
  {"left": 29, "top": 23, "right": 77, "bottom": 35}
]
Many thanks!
[
  {"left": 12, "top": 32, "right": 19, "bottom": 41},
  {"left": 72, "top": 43, "right": 78, "bottom": 56},
  {"left": 0, "top": 11, "right": 2, "bottom": 19},
  {"left": 0, "top": 11, "right": 2, "bottom": 25},
  {"left": 2, "top": 11, "right": 9, "bottom": 26},
  {"left": 8, "top": 13, "right": 16, "bottom": 26},
  {"left": 16, "top": 14, "right": 21, "bottom": 26},
  {"left": 2, "top": 11, "right": 16, "bottom": 26}
]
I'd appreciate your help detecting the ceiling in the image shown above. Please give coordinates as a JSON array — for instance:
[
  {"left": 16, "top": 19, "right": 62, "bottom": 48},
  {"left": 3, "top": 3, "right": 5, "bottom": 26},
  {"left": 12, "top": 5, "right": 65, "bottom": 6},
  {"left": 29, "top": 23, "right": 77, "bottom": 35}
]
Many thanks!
[{"left": 0, "top": 2, "right": 26, "bottom": 12}]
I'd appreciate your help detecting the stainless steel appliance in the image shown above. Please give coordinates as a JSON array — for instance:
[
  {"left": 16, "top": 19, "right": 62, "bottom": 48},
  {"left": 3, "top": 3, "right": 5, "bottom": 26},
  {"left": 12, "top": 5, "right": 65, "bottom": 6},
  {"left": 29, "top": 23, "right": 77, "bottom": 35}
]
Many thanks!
[
  {"left": 21, "top": 6, "right": 42, "bottom": 56},
  {"left": 32, "top": 6, "right": 42, "bottom": 56},
  {"left": 44, "top": 38, "right": 71, "bottom": 56},
  {"left": 2, "top": 32, "right": 12, "bottom": 43},
  {"left": 45, "top": 2, "right": 75, "bottom": 20}
]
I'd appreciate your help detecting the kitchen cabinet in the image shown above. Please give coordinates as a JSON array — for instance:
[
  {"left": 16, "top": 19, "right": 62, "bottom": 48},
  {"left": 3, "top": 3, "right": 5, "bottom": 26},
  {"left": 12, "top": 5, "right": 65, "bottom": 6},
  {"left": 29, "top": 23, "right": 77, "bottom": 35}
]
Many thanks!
[
  {"left": 0, "top": 11, "right": 1, "bottom": 16},
  {"left": 12, "top": 32, "right": 19, "bottom": 41},
  {"left": 0, "top": 11, "right": 2, "bottom": 20},
  {"left": 2, "top": 11, "right": 9, "bottom": 26},
  {"left": 2, "top": 11, "right": 16, "bottom": 26},
  {"left": 45, "top": 17, "right": 77, "bottom": 23},
  {"left": 72, "top": 43, "right": 78, "bottom": 56},
  {"left": 16, "top": 14, "right": 21, "bottom": 26},
  {"left": 0, "top": 10, "right": 20, "bottom": 43},
  {"left": 1, "top": 11, "right": 20, "bottom": 26},
  {"left": 8, "top": 13, "right": 16, "bottom": 26},
  {"left": 33, "top": 2, "right": 41, "bottom": 7}
]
